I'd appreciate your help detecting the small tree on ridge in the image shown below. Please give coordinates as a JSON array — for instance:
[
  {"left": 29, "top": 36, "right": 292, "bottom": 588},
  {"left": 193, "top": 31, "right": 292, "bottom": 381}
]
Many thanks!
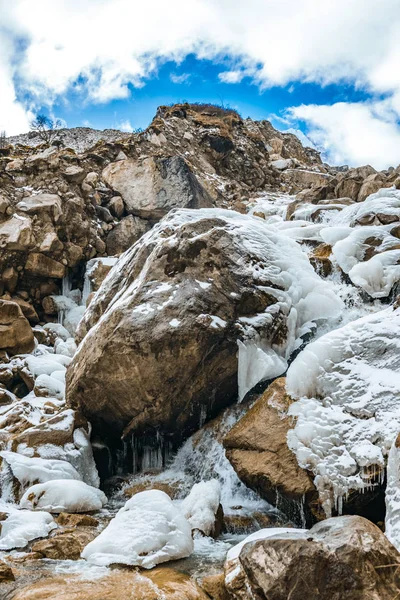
[{"left": 30, "top": 115, "right": 63, "bottom": 145}]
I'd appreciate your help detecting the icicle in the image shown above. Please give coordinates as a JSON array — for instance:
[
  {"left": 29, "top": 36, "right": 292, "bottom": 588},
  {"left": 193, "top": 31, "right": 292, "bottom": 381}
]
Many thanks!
[
  {"left": 82, "top": 269, "right": 92, "bottom": 307},
  {"left": 62, "top": 271, "right": 73, "bottom": 297}
]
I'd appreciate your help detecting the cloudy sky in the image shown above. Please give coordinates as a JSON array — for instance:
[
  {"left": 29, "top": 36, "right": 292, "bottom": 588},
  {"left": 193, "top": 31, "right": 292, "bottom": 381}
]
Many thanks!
[{"left": 1, "top": 0, "right": 400, "bottom": 168}]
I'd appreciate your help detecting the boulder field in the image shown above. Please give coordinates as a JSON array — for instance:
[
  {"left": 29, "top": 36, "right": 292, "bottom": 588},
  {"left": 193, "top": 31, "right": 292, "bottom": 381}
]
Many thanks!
[{"left": 1, "top": 104, "right": 400, "bottom": 598}]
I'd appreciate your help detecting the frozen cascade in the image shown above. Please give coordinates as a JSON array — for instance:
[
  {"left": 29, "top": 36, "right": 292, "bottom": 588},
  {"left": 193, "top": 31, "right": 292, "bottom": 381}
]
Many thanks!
[
  {"left": 62, "top": 271, "right": 73, "bottom": 297},
  {"left": 287, "top": 305, "right": 400, "bottom": 517},
  {"left": 81, "top": 271, "right": 92, "bottom": 308},
  {"left": 385, "top": 440, "right": 400, "bottom": 551},
  {"left": 122, "top": 403, "right": 274, "bottom": 521},
  {"left": 52, "top": 259, "right": 119, "bottom": 335},
  {"left": 58, "top": 271, "right": 74, "bottom": 325}
]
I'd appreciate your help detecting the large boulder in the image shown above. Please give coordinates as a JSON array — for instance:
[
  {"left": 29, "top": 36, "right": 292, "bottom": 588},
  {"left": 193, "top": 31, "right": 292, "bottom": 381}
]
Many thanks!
[
  {"left": 66, "top": 209, "right": 340, "bottom": 446},
  {"left": 0, "top": 300, "right": 35, "bottom": 356},
  {"left": 225, "top": 516, "right": 400, "bottom": 600},
  {"left": 102, "top": 155, "right": 213, "bottom": 219},
  {"left": 224, "top": 378, "right": 318, "bottom": 526}
]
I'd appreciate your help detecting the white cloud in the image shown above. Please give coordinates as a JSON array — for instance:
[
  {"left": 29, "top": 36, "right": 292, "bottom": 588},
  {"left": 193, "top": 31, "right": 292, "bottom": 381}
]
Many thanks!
[
  {"left": 1, "top": 0, "right": 400, "bottom": 165},
  {"left": 287, "top": 100, "right": 400, "bottom": 169},
  {"left": 170, "top": 72, "right": 190, "bottom": 84},
  {"left": 218, "top": 70, "right": 245, "bottom": 84},
  {"left": 117, "top": 119, "right": 134, "bottom": 133}
]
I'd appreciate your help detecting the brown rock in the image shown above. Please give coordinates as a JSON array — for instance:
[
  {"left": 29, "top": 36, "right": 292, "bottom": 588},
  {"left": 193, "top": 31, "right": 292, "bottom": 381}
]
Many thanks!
[
  {"left": 357, "top": 173, "right": 387, "bottom": 202},
  {"left": 102, "top": 155, "right": 213, "bottom": 219},
  {"left": 31, "top": 528, "right": 97, "bottom": 560},
  {"left": 5, "top": 158, "right": 24, "bottom": 171},
  {"left": 281, "top": 169, "right": 331, "bottom": 193},
  {"left": 39, "top": 231, "right": 64, "bottom": 253},
  {"left": 11, "top": 297, "right": 39, "bottom": 324},
  {"left": 310, "top": 243, "right": 333, "bottom": 277},
  {"left": 42, "top": 295, "right": 58, "bottom": 315},
  {"left": 335, "top": 176, "right": 362, "bottom": 201},
  {"left": 226, "top": 516, "right": 400, "bottom": 600},
  {"left": 0, "top": 215, "right": 33, "bottom": 251},
  {"left": 2, "top": 267, "right": 18, "bottom": 293},
  {"left": 201, "top": 573, "right": 231, "bottom": 600},
  {"left": 223, "top": 512, "right": 274, "bottom": 534},
  {"left": 0, "top": 300, "right": 35, "bottom": 356},
  {"left": 16, "top": 193, "right": 62, "bottom": 222},
  {"left": 25, "top": 253, "right": 65, "bottom": 279},
  {"left": 108, "top": 195, "right": 125, "bottom": 218},
  {"left": 224, "top": 378, "right": 318, "bottom": 525},
  {"left": 10, "top": 568, "right": 209, "bottom": 600},
  {"left": 124, "top": 480, "right": 180, "bottom": 499},
  {"left": 106, "top": 214, "right": 150, "bottom": 255},
  {"left": 0, "top": 386, "right": 15, "bottom": 405},
  {"left": 63, "top": 165, "right": 86, "bottom": 184},
  {"left": 12, "top": 409, "right": 87, "bottom": 449},
  {"left": 56, "top": 513, "right": 99, "bottom": 528},
  {"left": 0, "top": 195, "right": 10, "bottom": 214},
  {"left": 0, "top": 560, "right": 14, "bottom": 583}
]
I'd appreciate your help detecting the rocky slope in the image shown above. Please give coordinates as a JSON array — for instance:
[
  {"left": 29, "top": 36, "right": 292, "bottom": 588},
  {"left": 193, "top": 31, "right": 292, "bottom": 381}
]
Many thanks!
[{"left": 1, "top": 103, "right": 400, "bottom": 597}]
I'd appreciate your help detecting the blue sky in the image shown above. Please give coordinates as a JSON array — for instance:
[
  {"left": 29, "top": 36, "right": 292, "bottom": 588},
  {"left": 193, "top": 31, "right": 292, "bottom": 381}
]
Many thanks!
[
  {"left": 42, "top": 54, "right": 371, "bottom": 135},
  {"left": 2, "top": 0, "right": 400, "bottom": 168}
]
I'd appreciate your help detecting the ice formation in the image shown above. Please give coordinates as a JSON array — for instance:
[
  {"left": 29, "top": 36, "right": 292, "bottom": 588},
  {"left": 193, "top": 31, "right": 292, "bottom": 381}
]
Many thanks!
[
  {"left": 330, "top": 187, "right": 400, "bottom": 227},
  {"left": 181, "top": 479, "right": 221, "bottom": 536},
  {"left": 348, "top": 250, "right": 400, "bottom": 298},
  {"left": 385, "top": 440, "right": 400, "bottom": 550},
  {"left": 20, "top": 479, "right": 107, "bottom": 513},
  {"left": 286, "top": 306, "right": 400, "bottom": 515},
  {"left": 0, "top": 508, "right": 57, "bottom": 550},
  {"left": 0, "top": 451, "right": 82, "bottom": 487},
  {"left": 82, "top": 490, "right": 193, "bottom": 568}
]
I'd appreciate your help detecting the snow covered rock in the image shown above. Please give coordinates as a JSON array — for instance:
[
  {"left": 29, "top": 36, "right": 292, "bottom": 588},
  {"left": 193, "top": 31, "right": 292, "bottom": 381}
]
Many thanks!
[
  {"left": 102, "top": 155, "right": 213, "bottom": 219},
  {"left": 67, "top": 208, "right": 341, "bottom": 444},
  {"left": 287, "top": 305, "right": 400, "bottom": 517},
  {"left": 20, "top": 480, "right": 107, "bottom": 513},
  {"left": 317, "top": 189, "right": 400, "bottom": 297},
  {"left": 224, "top": 378, "right": 317, "bottom": 526},
  {"left": 224, "top": 516, "right": 400, "bottom": 600},
  {"left": 0, "top": 509, "right": 56, "bottom": 550},
  {"left": 81, "top": 489, "right": 193, "bottom": 568},
  {"left": 181, "top": 479, "right": 222, "bottom": 537},
  {"left": 0, "top": 451, "right": 81, "bottom": 491}
]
